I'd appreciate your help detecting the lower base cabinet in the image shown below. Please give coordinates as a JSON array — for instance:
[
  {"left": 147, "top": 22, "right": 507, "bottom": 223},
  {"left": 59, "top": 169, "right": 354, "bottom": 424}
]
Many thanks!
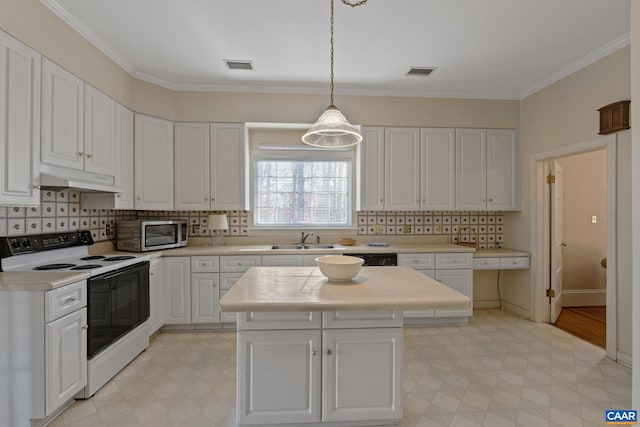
[{"left": 237, "top": 311, "right": 403, "bottom": 426}]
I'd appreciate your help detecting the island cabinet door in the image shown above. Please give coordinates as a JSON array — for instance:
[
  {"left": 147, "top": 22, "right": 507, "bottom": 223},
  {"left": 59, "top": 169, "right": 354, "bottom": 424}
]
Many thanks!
[
  {"left": 237, "top": 330, "right": 321, "bottom": 425},
  {"left": 435, "top": 269, "right": 473, "bottom": 317},
  {"left": 322, "top": 328, "right": 403, "bottom": 422}
]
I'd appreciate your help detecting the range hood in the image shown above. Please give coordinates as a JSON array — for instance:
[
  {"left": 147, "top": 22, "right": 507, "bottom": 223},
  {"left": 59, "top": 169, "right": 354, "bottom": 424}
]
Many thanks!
[{"left": 39, "top": 164, "right": 124, "bottom": 193}]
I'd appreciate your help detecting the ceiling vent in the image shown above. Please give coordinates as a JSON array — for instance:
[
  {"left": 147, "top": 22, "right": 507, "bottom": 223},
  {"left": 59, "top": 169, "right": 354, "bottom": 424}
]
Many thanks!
[
  {"left": 406, "top": 67, "right": 437, "bottom": 77},
  {"left": 224, "top": 60, "right": 254, "bottom": 71}
]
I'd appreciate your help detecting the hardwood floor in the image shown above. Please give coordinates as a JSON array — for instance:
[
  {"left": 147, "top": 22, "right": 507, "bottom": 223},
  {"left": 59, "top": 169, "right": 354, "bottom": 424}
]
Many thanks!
[{"left": 554, "top": 306, "right": 606, "bottom": 348}]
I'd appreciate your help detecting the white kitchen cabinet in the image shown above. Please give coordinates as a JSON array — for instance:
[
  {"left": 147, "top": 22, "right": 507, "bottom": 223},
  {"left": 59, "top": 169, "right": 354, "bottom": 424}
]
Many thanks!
[
  {"left": 384, "top": 127, "right": 420, "bottom": 211},
  {"left": 210, "top": 123, "right": 248, "bottom": 210},
  {"left": 456, "top": 128, "right": 519, "bottom": 211},
  {"left": 262, "top": 254, "right": 303, "bottom": 266},
  {"left": 420, "top": 128, "right": 455, "bottom": 210},
  {"left": 435, "top": 269, "right": 473, "bottom": 317},
  {"left": 174, "top": 122, "right": 210, "bottom": 210},
  {"left": 0, "top": 31, "right": 41, "bottom": 206},
  {"left": 83, "top": 84, "right": 115, "bottom": 175},
  {"left": 134, "top": 114, "right": 174, "bottom": 210},
  {"left": 163, "top": 257, "right": 190, "bottom": 324},
  {"left": 322, "top": 328, "right": 403, "bottom": 422},
  {"left": 113, "top": 103, "right": 134, "bottom": 208},
  {"left": 219, "top": 255, "right": 261, "bottom": 324},
  {"left": 358, "top": 127, "right": 385, "bottom": 211},
  {"left": 191, "top": 273, "right": 220, "bottom": 323},
  {"left": 220, "top": 272, "right": 242, "bottom": 323},
  {"left": 45, "top": 307, "right": 87, "bottom": 414},
  {"left": 148, "top": 258, "right": 164, "bottom": 336},
  {"left": 237, "top": 312, "right": 402, "bottom": 425},
  {"left": 41, "top": 58, "right": 84, "bottom": 171},
  {"left": 238, "top": 330, "right": 322, "bottom": 424},
  {"left": 398, "top": 253, "right": 436, "bottom": 318}
]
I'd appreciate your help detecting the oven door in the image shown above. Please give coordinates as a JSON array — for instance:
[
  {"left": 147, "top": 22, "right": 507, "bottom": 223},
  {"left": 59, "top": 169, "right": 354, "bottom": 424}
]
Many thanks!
[{"left": 87, "top": 261, "right": 150, "bottom": 359}]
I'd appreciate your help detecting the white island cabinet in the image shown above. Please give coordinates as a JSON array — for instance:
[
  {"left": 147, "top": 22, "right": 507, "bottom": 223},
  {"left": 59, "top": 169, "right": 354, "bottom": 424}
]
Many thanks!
[{"left": 221, "top": 266, "right": 468, "bottom": 427}]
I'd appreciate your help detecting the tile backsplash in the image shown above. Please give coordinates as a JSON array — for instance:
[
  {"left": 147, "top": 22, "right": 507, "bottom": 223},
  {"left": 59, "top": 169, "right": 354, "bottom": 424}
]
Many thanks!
[{"left": 0, "top": 190, "right": 503, "bottom": 248}]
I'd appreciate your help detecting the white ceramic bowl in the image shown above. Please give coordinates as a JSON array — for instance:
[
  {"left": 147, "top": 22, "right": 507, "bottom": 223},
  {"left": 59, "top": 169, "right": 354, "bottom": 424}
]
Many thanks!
[{"left": 316, "top": 255, "right": 364, "bottom": 282}]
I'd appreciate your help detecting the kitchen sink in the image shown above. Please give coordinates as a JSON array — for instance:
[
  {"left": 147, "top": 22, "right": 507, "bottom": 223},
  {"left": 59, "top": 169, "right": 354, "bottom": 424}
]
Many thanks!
[{"left": 269, "top": 244, "right": 343, "bottom": 250}]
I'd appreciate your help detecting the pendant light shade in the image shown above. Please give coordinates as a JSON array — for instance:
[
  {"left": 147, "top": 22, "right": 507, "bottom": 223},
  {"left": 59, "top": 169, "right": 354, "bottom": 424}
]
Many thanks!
[
  {"left": 303, "top": 0, "right": 367, "bottom": 148},
  {"left": 302, "top": 105, "right": 363, "bottom": 147}
]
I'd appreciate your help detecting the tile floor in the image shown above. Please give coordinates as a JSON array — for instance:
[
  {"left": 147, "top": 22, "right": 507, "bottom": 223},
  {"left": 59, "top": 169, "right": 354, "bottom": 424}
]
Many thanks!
[{"left": 50, "top": 310, "right": 631, "bottom": 427}]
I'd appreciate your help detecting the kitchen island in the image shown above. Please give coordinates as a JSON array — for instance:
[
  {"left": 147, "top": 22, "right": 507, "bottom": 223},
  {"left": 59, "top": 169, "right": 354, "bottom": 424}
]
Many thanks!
[{"left": 220, "top": 266, "right": 469, "bottom": 427}]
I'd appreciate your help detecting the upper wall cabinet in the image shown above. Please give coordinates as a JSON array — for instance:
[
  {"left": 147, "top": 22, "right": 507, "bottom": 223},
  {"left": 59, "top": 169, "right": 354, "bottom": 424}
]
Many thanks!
[
  {"left": 455, "top": 128, "right": 519, "bottom": 211},
  {"left": 360, "top": 127, "right": 455, "bottom": 211},
  {"left": 175, "top": 122, "right": 210, "bottom": 210},
  {"left": 41, "top": 59, "right": 84, "bottom": 171},
  {"left": 0, "top": 31, "right": 41, "bottom": 206},
  {"left": 134, "top": 114, "right": 174, "bottom": 210},
  {"left": 174, "top": 122, "right": 247, "bottom": 211},
  {"left": 42, "top": 60, "right": 116, "bottom": 176},
  {"left": 211, "top": 123, "right": 248, "bottom": 210},
  {"left": 113, "top": 103, "right": 134, "bottom": 208}
]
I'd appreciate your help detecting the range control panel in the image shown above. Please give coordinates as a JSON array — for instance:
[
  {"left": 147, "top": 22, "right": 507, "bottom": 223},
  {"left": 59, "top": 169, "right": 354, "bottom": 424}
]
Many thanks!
[{"left": 0, "top": 230, "right": 94, "bottom": 257}]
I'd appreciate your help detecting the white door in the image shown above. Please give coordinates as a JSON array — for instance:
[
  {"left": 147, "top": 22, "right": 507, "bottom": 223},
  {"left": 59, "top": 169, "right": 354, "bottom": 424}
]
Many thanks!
[
  {"left": 134, "top": 114, "right": 174, "bottom": 210},
  {"left": 45, "top": 308, "right": 87, "bottom": 415},
  {"left": 84, "top": 84, "right": 115, "bottom": 175},
  {"left": 191, "top": 273, "right": 220, "bottom": 323},
  {"left": 359, "top": 127, "right": 385, "bottom": 210},
  {"left": 323, "top": 328, "right": 403, "bottom": 422},
  {"left": 175, "top": 122, "right": 210, "bottom": 210},
  {"left": 41, "top": 58, "right": 84, "bottom": 170},
  {"left": 114, "top": 103, "right": 134, "bottom": 209},
  {"left": 550, "top": 160, "right": 564, "bottom": 323},
  {"left": 210, "top": 123, "right": 246, "bottom": 210},
  {"left": 384, "top": 127, "right": 420, "bottom": 211},
  {"left": 455, "top": 128, "right": 487, "bottom": 210},
  {"left": 237, "top": 330, "right": 321, "bottom": 425},
  {"left": 420, "top": 128, "right": 455, "bottom": 210},
  {"left": 0, "top": 31, "right": 41, "bottom": 206},
  {"left": 163, "top": 257, "right": 191, "bottom": 324}
]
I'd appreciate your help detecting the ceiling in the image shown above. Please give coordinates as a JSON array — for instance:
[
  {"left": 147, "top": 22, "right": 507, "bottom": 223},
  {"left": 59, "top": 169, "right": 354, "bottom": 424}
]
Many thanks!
[{"left": 42, "top": 0, "right": 630, "bottom": 100}]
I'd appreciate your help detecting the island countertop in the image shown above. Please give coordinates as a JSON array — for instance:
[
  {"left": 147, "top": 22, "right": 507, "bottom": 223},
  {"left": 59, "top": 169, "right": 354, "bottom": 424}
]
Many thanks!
[{"left": 219, "top": 265, "right": 470, "bottom": 312}]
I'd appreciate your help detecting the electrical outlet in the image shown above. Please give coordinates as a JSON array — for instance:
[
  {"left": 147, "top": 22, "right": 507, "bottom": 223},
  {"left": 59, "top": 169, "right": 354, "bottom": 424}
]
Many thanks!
[
  {"left": 591, "top": 215, "right": 597, "bottom": 224},
  {"left": 192, "top": 224, "right": 201, "bottom": 235},
  {"left": 403, "top": 224, "right": 412, "bottom": 234},
  {"left": 374, "top": 224, "right": 384, "bottom": 234},
  {"left": 435, "top": 224, "right": 443, "bottom": 233},
  {"left": 105, "top": 224, "right": 111, "bottom": 237}
]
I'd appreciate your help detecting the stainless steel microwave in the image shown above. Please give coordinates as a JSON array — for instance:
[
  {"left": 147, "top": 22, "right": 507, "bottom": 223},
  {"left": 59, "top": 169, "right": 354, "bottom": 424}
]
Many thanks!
[{"left": 116, "top": 220, "right": 188, "bottom": 252}]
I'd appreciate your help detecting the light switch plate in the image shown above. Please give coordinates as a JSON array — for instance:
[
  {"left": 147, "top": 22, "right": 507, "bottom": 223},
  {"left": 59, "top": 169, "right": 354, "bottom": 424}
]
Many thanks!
[{"left": 591, "top": 215, "right": 597, "bottom": 224}]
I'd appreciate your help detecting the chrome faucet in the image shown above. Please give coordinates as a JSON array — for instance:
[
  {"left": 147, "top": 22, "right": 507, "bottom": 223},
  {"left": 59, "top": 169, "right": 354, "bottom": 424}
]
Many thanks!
[{"left": 300, "top": 232, "right": 315, "bottom": 245}]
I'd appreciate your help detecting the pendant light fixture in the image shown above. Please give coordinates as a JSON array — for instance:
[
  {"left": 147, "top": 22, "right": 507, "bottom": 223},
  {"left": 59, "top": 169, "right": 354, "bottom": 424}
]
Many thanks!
[{"left": 302, "top": 0, "right": 367, "bottom": 148}]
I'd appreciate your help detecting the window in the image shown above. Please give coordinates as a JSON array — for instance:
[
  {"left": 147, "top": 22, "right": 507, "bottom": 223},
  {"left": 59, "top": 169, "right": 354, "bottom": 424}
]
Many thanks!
[{"left": 253, "top": 158, "right": 353, "bottom": 227}]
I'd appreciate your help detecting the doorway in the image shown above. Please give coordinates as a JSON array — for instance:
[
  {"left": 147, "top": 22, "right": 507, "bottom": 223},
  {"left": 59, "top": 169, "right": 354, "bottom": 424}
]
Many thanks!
[
  {"left": 549, "top": 150, "right": 608, "bottom": 348},
  {"left": 530, "top": 134, "right": 617, "bottom": 360}
]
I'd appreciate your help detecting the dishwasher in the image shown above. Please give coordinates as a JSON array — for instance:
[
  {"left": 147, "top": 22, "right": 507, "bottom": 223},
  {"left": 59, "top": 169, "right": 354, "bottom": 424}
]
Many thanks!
[{"left": 348, "top": 253, "right": 397, "bottom": 266}]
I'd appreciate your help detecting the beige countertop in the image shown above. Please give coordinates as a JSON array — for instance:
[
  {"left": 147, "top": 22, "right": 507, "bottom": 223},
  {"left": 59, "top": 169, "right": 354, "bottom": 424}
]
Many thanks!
[
  {"left": 219, "top": 266, "right": 470, "bottom": 312},
  {"left": 160, "top": 242, "right": 474, "bottom": 256},
  {"left": 0, "top": 271, "right": 90, "bottom": 291}
]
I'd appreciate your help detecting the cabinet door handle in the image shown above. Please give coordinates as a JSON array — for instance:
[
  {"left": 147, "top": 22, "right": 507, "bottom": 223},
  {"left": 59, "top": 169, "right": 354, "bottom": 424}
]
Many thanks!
[
  {"left": 325, "top": 349, "right": 333, "bottom": 356},
  {"left": 86, "top": 154, "right": 93, "bottom": 159},
  {"left": 62, "top": 295, "right": 77, "bottom": 304},
  {"left": 82, "top": 325, "right": 88, "bottom": 330},
  {"left": 488, "top": 198, "right": 493, "bottom": 202},
  {"left": 116, "top": 194, "right": 121, "bottom": 198},
  {"left": 312, "top": 350, "right": 318, "bottom": 356},
  {"left": 78, "top": 151, "right": 85, "bottom": 156}
]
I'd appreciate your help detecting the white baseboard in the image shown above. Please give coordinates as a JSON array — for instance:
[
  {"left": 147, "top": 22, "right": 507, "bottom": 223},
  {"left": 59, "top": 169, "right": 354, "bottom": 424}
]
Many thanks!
[
  {"left": 502, "top": 300, "right": 531, "bottom": 320},
  {"left": 617, "top": 350, "right": 632, "bottom": 369},
  {"left": 561, "top": 289, "right": 606, "bottom": 307}
]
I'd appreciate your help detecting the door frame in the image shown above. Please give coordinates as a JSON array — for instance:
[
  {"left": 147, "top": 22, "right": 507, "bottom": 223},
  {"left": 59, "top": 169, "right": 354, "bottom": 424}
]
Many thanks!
[{"left": 530, "top": 134, "right": 616, "bottom": 359}]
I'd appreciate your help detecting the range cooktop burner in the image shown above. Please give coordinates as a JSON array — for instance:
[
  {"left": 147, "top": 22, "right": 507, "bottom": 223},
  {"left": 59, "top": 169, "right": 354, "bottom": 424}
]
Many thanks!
[
  {"left": 35, "top": 263, "right": 77, "bottom": 270},
  {"left": 104, "top": 256, "right": 136, "bottom": 261},
  {"left": 80, "top": 255, "right": 106, "bottom": 260},
  {"left": 70, "top": 264, "right": 103, "bottom": 270}
]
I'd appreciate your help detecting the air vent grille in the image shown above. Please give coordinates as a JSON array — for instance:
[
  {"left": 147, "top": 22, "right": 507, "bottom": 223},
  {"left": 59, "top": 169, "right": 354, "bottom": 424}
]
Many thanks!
[
  {"left": 224, "top": 60, "right": 254, "bottom": 70},
  {"left": 406, "top": 67, "right": 436, "bottom": 76}
]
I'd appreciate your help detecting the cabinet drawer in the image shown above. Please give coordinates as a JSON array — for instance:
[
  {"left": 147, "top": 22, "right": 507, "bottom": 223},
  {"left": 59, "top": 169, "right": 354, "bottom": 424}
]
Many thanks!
[
  {"left": 499, "top": 257, "right": 530, "bottom": 269},
  {"left": 398, "top": 253, "right": 435, "bottom": 270},
  {"left": 473, "top": 257, "right": 500, "bottom": 270},
  {"left": 220, "top": 255, "right": 261, "bottom": 272},
  {"left": 191, "top": 256, "right": 219, "bottom": 273},
  {"left": 238, "top": 311, "right": 322, "bottom": 330},
  {"left": 435, "top": 253, "right": 473, "bottom": 269},
  {"left": 220, "top": 272, "right": 244, "bottom": 290},
  {"left": 322, "top": 311, "right": 403, "bottom": 328},
  {"left": 45, "top": 281, "right": 87, "bottom": 322}
]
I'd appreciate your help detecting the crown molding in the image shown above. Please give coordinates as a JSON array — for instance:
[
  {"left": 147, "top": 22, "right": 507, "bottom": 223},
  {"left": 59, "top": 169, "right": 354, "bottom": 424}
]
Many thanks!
[{"left": 519, "top": 32, "right": 630, "bottom": 99}]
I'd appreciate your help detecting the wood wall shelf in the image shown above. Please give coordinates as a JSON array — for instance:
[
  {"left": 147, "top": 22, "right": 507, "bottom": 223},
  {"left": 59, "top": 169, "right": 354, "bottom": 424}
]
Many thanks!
[{"left": 598, "top": 100, "right": 630, "bottom": 135}]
